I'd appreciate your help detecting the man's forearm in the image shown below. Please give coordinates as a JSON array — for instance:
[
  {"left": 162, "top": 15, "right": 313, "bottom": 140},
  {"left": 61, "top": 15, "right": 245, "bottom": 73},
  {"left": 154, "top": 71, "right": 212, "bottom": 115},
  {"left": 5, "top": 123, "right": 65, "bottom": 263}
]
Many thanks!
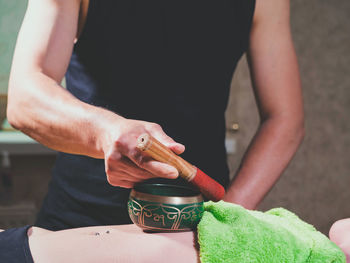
[
  {"left": 8, "top": 69, "right": 186, "bottom": 188},
  {"left": 224, "top": 117, "right": 304, "bottom": 209},
  {"left": 7, "top": 71, "right": 124, "bottom": 159}
]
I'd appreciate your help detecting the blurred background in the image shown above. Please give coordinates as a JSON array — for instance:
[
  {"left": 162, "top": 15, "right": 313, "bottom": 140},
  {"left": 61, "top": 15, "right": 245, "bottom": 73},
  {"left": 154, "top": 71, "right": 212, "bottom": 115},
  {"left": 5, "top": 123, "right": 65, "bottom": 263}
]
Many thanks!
[{"left": 0, "top": 0, "right": 349, "bottom": 234}]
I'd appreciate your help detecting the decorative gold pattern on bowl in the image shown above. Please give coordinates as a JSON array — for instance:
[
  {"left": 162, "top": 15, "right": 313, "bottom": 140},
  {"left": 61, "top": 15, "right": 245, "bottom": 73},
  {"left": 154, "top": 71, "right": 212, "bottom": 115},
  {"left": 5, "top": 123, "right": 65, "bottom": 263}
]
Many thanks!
[{"left": 128, "top": 185, "right": 204, "bottom": 232}]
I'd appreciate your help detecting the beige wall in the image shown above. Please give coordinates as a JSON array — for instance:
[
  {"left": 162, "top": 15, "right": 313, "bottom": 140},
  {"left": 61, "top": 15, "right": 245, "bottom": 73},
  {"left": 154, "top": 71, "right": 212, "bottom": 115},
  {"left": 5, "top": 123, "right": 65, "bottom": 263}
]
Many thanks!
[{"left": 226, "top": 0, "right": 350, "bottom": 234}]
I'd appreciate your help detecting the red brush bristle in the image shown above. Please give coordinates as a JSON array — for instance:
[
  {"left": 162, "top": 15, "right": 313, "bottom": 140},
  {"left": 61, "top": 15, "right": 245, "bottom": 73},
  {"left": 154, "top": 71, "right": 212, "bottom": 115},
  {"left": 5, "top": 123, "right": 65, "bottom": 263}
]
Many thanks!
[{"left": 191, "top": 168, "right": 225, "bottom": 202}]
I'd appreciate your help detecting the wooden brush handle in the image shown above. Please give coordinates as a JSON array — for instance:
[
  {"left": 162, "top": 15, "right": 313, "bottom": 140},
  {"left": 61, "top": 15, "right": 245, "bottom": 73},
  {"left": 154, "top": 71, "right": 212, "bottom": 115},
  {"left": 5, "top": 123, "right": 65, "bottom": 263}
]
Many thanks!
[
  {"left": 137, "top": 133, "right": 225, "bottom": 201},
  {"left": 137, "top": 133, "right": 196, "bottom": 181}
]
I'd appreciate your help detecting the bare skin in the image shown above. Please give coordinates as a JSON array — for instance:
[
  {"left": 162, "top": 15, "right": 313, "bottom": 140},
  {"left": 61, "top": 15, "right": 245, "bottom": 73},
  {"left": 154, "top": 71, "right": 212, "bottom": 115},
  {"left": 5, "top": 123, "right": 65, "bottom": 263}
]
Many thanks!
[
  {"left": 1, "top": 218, "right": 347, "bottom": 263},
  {"left": 329, "top": 219, "right": 350, "bottom": 262},
  {"left": 1, "top": 225, "right": 198, "bottom": 263},
  {"left": 8, "top": 0, "right": 304, "bottom": 207},
  {"left": 224, "top": 0, "right": 304, "bottom": 208},
  {"left": 7, "top": 0, "right": 184, "bottom": 189}
]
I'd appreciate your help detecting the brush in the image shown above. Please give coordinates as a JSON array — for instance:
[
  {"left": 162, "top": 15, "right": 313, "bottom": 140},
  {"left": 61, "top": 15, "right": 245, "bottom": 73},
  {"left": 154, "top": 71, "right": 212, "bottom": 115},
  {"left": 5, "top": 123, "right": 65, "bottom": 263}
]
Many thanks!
[{"left": 137, "top": 133, "right": 225, "bottom": 201}]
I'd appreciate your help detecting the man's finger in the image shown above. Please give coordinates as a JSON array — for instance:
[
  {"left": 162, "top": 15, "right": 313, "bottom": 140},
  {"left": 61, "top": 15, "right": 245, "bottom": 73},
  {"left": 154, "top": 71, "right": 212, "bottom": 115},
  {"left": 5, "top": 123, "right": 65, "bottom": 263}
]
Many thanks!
[
  {"left": 140, "top": 160, "right": 179, "bottom": 179},
  {"left": 117, "top": 180, "right": 135, "bottom": 189},
  {"left": 118, "top": 157, "right": 156, "bottom": 179},
  {"left": 169, "top": 143, "right": 185, "bottom": 155},
  {"left": 151, "top": 131, "right": 185, "bottom": 155},
  {"left": 111, "top": 154, "right": 178, "bottom": 180}
]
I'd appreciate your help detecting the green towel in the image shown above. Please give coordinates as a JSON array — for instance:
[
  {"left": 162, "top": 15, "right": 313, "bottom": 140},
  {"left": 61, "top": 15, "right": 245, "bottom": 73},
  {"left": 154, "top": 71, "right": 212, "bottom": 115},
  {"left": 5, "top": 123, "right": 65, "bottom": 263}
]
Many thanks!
[{"left": 197, "top": 201, "right": 345, "bottom": 263}]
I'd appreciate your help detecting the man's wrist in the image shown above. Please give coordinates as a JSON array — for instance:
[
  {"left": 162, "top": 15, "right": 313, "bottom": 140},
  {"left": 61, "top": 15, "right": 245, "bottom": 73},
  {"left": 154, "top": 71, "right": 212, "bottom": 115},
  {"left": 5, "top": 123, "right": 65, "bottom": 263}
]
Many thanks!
[{"left": 87, "top": 107, "right": 126, "bottom": 159}]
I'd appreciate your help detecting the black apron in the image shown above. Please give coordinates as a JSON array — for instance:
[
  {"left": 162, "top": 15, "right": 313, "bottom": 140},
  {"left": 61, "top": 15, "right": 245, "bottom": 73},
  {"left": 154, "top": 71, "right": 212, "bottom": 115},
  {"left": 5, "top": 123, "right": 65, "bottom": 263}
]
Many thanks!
[{"left": 36, "top": 0, "right": 256, "bottom": 230}]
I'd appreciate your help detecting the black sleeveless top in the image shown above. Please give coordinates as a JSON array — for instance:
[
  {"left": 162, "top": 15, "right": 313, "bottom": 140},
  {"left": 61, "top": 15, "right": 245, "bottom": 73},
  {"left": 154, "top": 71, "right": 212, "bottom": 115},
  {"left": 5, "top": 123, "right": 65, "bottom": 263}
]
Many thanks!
[{"left": 36, "top": 0, "right": 256, "bottom": 230}]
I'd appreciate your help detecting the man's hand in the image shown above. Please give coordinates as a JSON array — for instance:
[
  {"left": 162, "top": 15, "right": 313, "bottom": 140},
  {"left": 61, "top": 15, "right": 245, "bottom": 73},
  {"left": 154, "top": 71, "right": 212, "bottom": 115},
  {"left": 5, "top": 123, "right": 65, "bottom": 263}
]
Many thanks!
[
  {"left": 101, "top": 119, "right": 185, "bottom": 188},
  {"left": 7, "top": 0, "right": 184, "bottom": 189}
]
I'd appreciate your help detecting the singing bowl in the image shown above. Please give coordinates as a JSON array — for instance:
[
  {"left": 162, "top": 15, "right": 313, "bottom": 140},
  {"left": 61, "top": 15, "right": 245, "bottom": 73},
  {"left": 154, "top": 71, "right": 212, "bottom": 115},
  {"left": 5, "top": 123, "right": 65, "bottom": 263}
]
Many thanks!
[{"left": 128, "top": 183, "right": 204, "bottom": 232}]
